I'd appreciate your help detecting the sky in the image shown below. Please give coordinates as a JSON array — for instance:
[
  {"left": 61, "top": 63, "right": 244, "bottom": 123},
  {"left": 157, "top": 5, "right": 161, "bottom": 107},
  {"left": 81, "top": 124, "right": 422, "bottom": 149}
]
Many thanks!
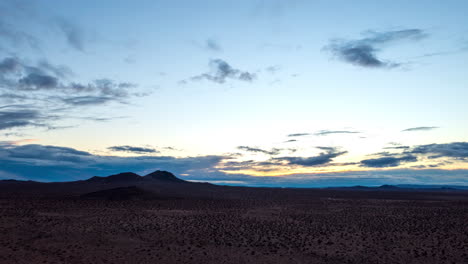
[{"left": 1, "top": 0, "right": 468, "bottom": 186}]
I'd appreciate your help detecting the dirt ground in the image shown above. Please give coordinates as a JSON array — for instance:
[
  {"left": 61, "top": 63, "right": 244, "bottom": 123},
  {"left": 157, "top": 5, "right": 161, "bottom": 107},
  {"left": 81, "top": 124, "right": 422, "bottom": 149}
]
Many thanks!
[{"left": 1, "top": 192, "right": 467, "bottom": 264}]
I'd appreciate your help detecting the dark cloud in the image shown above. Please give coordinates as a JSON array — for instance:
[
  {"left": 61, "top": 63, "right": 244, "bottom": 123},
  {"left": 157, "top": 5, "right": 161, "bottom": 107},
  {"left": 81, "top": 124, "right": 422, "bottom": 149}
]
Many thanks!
[
  {"left": 314, "top": 130, "right": 360, "bottom": 136},
  {"left": 0, "top": 57, "right": 21, "bottom": 73},
  {"left": 383, "top": 146, "right": 410, "bottom": 150},
  {"left": 18, "top": 73, "right": 59, "bottom": 90},
  {"left": 402, "top": 126, "right": 439, "bottom": 132},
  {"left": 274, "top": 147, "right": 347, "bottom": 167},
  {"left": 287, "top": 133, "right": 310, "bottom": 137},
  {"left": 0, "top": 56, "right": 143, "bottom": 131},
  {"left": 1, "top": 57, "right": 135, "bottom": 97},
  {"left": 0, "top": 106, "right": 45, "bottom": 130},
  {"left": 360, "top": 155, "right": 417, "bottom": 168},
  {"left": 60, "top": 96, "right": 117, "bottom": 106},
  {"left": 361, "top": 142, "right": 468, "bottom": 168},
  {"left": 108, "top": 145, "right": 159, "bottom": 154},
  {"left": 6, "top": 144, "right": 91, "bottom": 163},
  {"left": 325, "top": 29, "right": 428, "bottom": 68},
  {"left": 410, "top": 142, "right": 468, "bottom": 159},
  {"left": 275, "top": 150, "right": 347, "bottom": 167},
  {"left": 189, "top": 59, "right": 256, "bottom": 84},
  {"left": 284, "top": 139, "right": 297, "bottom": 143},
  {"left": 56, "top": 18, "right": 85, "bottom": 52},
  {"left": 0, "top": 143, "right": 227, "bottom": 181},
  {"left": 237, "top": 146, "right": 281, "bottom": 156}
]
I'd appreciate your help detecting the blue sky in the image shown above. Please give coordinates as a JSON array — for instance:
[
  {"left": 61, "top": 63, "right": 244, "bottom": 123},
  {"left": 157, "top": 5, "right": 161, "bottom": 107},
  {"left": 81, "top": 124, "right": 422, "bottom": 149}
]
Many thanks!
[{"left": 1, "top": 0, "right": 468, "bottom": 186}]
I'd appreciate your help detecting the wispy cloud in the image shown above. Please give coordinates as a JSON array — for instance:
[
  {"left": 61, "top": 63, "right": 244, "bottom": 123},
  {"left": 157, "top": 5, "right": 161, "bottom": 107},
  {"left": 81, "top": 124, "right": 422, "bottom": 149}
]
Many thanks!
[
  {"left": 55, "top": 18, "right": 86, "bottom": 52},
  {"left": 287, "top": 133, "right": 310, "bottom": 137},
  {"left": 402, "top": 126, "right": 439, "bottom": 132},
  {"left": 410, "top": 142, "right": 468, "bottom": 159},
  {"left": 0, "top": 56, "right": 144, "bottom": 131},
  {"left": 0, "top": 105, "right": 55, "bottom": 130},
  {"left": 205, "top": 38, "right": 222, "bottom": 52},
  {"left": 188, "top": 59, "right": 256, "bottom": 84},
  {"left": 237, "top": 146, "right": 281, "bottom": 156},
  {"left": 314, "top": 130, "right": 360, "bottom": 136},
  {"left": 324, "top": 29, "right": 428, "bottom": 68},
  {"left": 108, "top": 145, "right": 159, "bottom": 154},
  {"left": 274, "top": 147, "right": 347, "bottom": 167},
  {"left": 360, "top": 155, "right": 417, "bottom": 168}
]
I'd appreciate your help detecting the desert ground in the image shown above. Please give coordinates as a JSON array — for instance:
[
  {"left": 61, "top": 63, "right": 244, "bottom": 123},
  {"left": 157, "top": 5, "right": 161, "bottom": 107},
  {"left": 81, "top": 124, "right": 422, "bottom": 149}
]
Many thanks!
[{"left": 0, "top": 173, "right": 467, "bottom": 264}]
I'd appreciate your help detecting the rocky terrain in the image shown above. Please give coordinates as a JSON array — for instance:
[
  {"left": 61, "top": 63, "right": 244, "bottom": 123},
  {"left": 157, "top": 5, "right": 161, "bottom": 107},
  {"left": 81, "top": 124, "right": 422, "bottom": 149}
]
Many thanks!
[{"left": 0, "top": 171, "right": 467, "bottom": 264}]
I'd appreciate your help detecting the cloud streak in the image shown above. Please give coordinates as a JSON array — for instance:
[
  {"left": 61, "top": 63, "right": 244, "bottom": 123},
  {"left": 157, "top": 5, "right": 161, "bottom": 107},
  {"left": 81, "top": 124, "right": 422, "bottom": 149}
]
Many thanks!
[
  {"left": 402, "top": 126, "right": 439, "bottom": 132},
  {"left": 314, "top": 130, "right": 360, "bottom": 136},
  {"left": 360, "top": 155, "right": 417, "bottom": 168},
  {"left": 237, "top": 146, "right": 281, "bottom": 156},
  {"left": 56, "top": 18, "right": 85, "bottom": 52},
  {"left": 189, "top": 59, "right": 256, "bottom": 84},
  {"left": 108, "top": 145, "right": 159, "bottom": 154},
  {"left": 410, "top": 142, "right": 468, "bottom": 159},
  {"left": 274, "top": 147, "right": 347, "bottom": 167},
  {"left": 325, "top": 29, "right": 428, "bottom": 68},
  {"left": 0, "top": 56, "right": 143, "bottom": 131}
]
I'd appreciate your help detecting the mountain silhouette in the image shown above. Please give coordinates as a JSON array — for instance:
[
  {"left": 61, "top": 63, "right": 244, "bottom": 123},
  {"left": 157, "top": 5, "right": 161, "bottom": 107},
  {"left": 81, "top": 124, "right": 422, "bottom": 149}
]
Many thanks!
[
  {"left": 144, "top": 170, "right": 184, "bottom": 182},
  {"left": 86, "top": 172, "right": 142, "bottom": 183},
  {"left": 85, "top": 170, "right": 185, "bottom": 183}
]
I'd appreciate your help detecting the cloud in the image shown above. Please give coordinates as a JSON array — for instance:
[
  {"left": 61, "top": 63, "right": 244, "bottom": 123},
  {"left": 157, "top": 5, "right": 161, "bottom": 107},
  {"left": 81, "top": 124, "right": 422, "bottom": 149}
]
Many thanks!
[
  {"left": 287, "top": 133, "right": 310, "bottom": 137},
  {"left": 0, "top": 143, "right": 227, "bottom": 181},
  {"left": 314, "top": 130, "right": 360, "bottom": 136},
  {"left": 284, "top": 139, "right": 297, "bottom": 143},
  {"left": 265, "top": 65, "right": 280, "bottom": 74},
  {"left": 108, "top": 145, "right": 159, "bottom": 154},
  {"left": 410, "top": 142, "right": 468, "bottom": 159},
  {"left": 189, "top": 59, "right": 256, "bottom": 84},
  {"left": 0, "top": 142, "right": 467, "bottom": 186},
  {"left": 6, "top": 144, "right": 91, "bottom": 162},
  {"left": 0, "top": 106, "right": 48, "bottom": 130},
  {"left": 0, "top": 57, "right": 21, "bottom": 73},
  {"left": 0, "top": 56, "right": 143, "bottom": 131},
  {"left": 205, "top": 39, "right": 222, "bottom": 52},
  {"left": 1, "top": 57, "right": 135, "bottom": 97},
  {"left": 274, "top": 148, "right": 347, "bottom": 167},
  {"left": 18, "top": 73, "right": 59, "bottom": 90},
  {"left": 325, "top": 29, "right": 428, "bottom": 68},
  {"left": 360, "top": 155, "right": 418, "bottom": 168},
  {"left": 0, "top": 18, "right": 40, "bottom": 50},
  {"left": 60, "top": 96, "right": 117, "bottom": 106},
  {"left": 237, "top": 146, "right": 281, "bottom": 155},
  {"left": 402, "top": 126, "right": 439, "bottom": 132},
  {"left": 361, "top": 142, "right": 468, "bottom": 168},
  {"left": 383, "top": 146, "right": 410, "bottom": 150},
  {"left": 56, "top": 18, "right": 85, "bottom": 52}
]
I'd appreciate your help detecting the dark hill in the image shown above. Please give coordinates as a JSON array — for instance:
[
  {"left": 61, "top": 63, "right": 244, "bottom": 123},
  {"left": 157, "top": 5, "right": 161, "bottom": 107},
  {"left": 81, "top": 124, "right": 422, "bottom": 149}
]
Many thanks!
[
  {"left": 144, "top": 170, "right": 184, "bottom": 182},
  {"left": 86, "top": 172, "right": 142, "bottom": 183}
]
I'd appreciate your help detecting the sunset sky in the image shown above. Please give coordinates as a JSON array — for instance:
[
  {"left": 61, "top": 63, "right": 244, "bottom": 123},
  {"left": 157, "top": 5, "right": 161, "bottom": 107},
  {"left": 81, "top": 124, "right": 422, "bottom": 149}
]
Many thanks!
[{"left": 1, "top": 0, "right": 468, "bottom": 186}]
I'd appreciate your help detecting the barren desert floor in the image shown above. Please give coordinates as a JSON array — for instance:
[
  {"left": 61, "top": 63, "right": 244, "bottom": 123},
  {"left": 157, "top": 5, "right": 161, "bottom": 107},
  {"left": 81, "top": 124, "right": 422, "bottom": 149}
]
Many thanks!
[{"left": 1, "top": 190, "right": 467, "bottom": 264}]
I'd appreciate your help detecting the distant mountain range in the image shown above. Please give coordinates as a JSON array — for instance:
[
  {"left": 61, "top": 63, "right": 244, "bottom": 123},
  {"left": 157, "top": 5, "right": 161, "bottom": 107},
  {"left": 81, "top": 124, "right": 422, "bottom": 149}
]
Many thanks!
[
  {"left": 327, "top": 184, "right": 468, "bottom": 191},
  {"left": 0, "top": 170, "right": 467, "bottom": 200}
]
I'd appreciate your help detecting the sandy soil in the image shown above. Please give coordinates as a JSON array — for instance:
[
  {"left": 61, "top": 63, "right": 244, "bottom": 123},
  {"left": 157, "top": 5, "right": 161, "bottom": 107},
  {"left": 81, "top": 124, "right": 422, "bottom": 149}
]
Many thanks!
[{"left": 1, "top": 190, "right": 467, "bottom": 264}]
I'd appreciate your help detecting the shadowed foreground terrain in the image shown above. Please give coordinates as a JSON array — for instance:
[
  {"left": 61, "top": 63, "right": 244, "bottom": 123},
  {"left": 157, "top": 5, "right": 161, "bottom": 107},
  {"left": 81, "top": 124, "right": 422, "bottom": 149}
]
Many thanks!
[{"left": 0, "top": 171, "right": 467, "bottom": 264}]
